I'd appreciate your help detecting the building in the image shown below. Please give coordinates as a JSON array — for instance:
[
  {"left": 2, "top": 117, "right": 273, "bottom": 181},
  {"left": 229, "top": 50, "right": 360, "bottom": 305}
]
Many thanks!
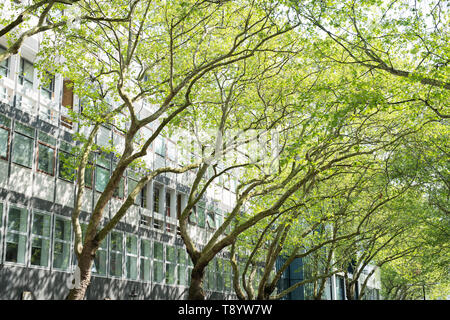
[
  {"left": 276, "top": 256, "right": 381, "bottom": 300},
  {"left": 0, "top": 35, "right": 238, "bottom": 300}
]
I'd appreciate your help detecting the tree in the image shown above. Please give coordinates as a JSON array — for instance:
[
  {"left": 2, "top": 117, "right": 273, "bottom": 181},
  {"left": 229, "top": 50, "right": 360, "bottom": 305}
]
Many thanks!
[
  {"left": 289, "top": 0, "right": 449, "bottom": 119},
  {"left": 32, "top": 0, "right": 310, "bottom": 300},
  {"left": 0, "top": 0, "right": 134, "bottom": 62}
]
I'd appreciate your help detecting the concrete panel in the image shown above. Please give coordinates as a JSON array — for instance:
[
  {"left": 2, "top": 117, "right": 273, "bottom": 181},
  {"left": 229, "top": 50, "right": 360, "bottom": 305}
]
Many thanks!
[
  {"left": 34, "top": 172, "right": 55, "bottom": 202},
  {"left": 9, "top": 164, "right": 33, "bottom": 197},
  {"left": 55, "top": 180, "right": 75, "bottom": 207}
]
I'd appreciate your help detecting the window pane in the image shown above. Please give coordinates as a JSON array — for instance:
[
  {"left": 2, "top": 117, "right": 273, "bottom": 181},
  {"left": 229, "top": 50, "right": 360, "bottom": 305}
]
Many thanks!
[
  {"left": 126, "top": 235, "right": 137, "bottom": 255},
  {"left": 166, "top": 246, "right": 176, "bottom": 263},
  {"left": 178, "top": 249, "right": 186, "bottom": 265},
  {"left": 111, "top": 232, "right": 123, "bottom": 251},
  {"left": 128, "top": 178, "right": 140, "bottom": 204},
  {"left": 12, "top": 134, "right": 33, "bottom": 167},
  {"left": 197, "top": 206, "right": 205, "bottom": 228},
  {"left": 0, "top": 127, "right": 8, "bottom": 158},
  {"left": 58, "top": 151, "right": 75, "bottom": 181},
  {"left": 7, "top": 207, "right": 28, "bottom": 233},
  {"left": 126, "top": 256, "right": 138, "bottom": 280},
  {"left": 141, "top": 239, "right": 151, "bottom": 258},
  {"left": 95, "top": 166, "right": 110, "bottom": 192},
  {"left": 20, "top": 59, "right": 34, "bottom": 89},
  {"left": 153, "top": 186, "right": 160, "bottom": 213},
  {"left": 113, "top": 177, "right": 124, "bottom": 198},
  {"left": 166, "top": 263, "right": 176, "bottom": 284},
  {"left": 54, "top": 217, "right": 71, "bottom": 240},
  {"left": 38, "top": 144, "right": 55, "bottom": 174},
  {"left": 93, "top": 250, "right": 107, "bottom": 276},
  {"left": 85, "top": 166, "right": 93, "bottom": 188},
  {"left": 40, "top": 73, "right": 55, "bottom": 99},
  {"left": 153, "top": 261, "right": 164, "bottom": 283},
  {"left": 0, "top": 48, "right": 8, "bottom": 77},
  {"left": 32, "top": 213, "right": 51, "bottom": 237},
  {"left": 153, "top": 242, "right": 163, "bottom": 260},
  {"left": 6, "top": 233, "right": 27, "bottom": 263},
  {"left": 110, "top": 252, "right": 122, "bottom": 277},
  {"left": 30, "top": 237, "right": 50, "bottom": 267},
  {"left": 177, "top": 265, "right": 187, "bottom": 286},
  {"left": 140, "top": 258, "right": 151, "bottom": 281},
  {"left": 53, "top": 241, "right": 70, "bottom": 269},
  {"left": 15, "top": 122, "right": 34, "bottom": 137}
]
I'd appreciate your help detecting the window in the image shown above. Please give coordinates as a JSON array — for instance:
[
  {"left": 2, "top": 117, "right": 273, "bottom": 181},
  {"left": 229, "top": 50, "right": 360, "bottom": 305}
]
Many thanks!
[
  {"left": 109, "top": 231, "right": 123, "bottom": 277},
  {"left": 336, "top": 276, "right": 345, "bottom": 300},
  {"left": 153, "top": 241, "right": 164, "bottom": 283},
  {"left": 19, "top": 58, "right": 34, "bottom": 90},
  {"left": 97, "top": 126, "right": 111, "bottom": 147},
  {"left": 187, "top": 253, "right": 193, "bottom": 286},
  {"left": 12, "top": 122, "right": 34, "bottom": 168},
  {"left": 5, "top": 206, "right": 28, "bottom": 264},
  {"left": 75, "top": 224, "right": 107, "bottom": 275},
  {"left": 125, "top": 235, "right": 138, "bottom": 280},
  {"left": 0, "top": 115, "right": 11, "bottom": 160},
  {"left": 224, "top": 260, "right": 232, "bottom": 292},
  {"left": 188, "top": 206, "right": 197, "bottom": 225},
  {"left": 165, "top": 191, "right": 171, "bottom": 217},
  {"left": 197, "top": 204, "right": 205, "bottom": 228},
  {"left": 61, "top": 80, "right": 74, "bottom": 129},
  {"left": 40, "top": 72, "right": 55, "bottom": 100},
  {"left": 206, "top": 211, "right": 216, "bottom": 230},
  {"left": 140, "top": 184, "right": 147, "bottom": 208},
  {"left": 53, "top": 216, "right": 71, "bottom": 270},
  {"left": 30, "top": 212, "right": 51, "bottom": 267},
  {"left": 207, "top": 259, "right": 217, "bottom": 291},
  {"left": 140, "top": 239, "right": 152, "bottom": 281},
  {"left": 85, "top": 166, "right": 94, "bottom": 188},
  {"left": 155, "top": 136, "right": 166, "bottom": 157},
  {"left": 95, "top": 157, "right": 110, "bottom": 192},
  {"left": 92, "top": 232, "right": 107, "bottom": 276},
  {"left": 167, "top": 140, "right": 176, "bottom": 161},
  {"left": 177, "top": 248, "right": 188, "bottom": 286},
  {"left": 37, "top": 131, "right": 56, "bottom": 175},
  {"left": 58, "top": 142, "right": 75, "bottom": 182},
  {"left": 216, "top": 259, "right": 225, "bottom": 291},
  {"left": 0, "top": 47, "right": 9, "bottom": 77},
  {"left": 153, "top": 185, "right": 160, "bottom": 213},
  {"left": 177, "top": 194, "right": 182, "bottom": 219},
  {"left": 165, "top": 246, "right": 176, "bottom": 285},
  {"left": 113, "top": 177, "right": 125, "bottom": 199},
  {"left": 128, "top": 177, "right": 140, "bottom": 205}
]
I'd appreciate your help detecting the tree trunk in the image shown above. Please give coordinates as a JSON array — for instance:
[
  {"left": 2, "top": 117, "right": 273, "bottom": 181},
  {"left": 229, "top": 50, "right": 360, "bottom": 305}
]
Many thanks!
[
  {"left": 188, "top": 268, "right": 206, "bottom": 300},
  {"left": 66, "top": 241, "right": 97, "bottom": 300}
]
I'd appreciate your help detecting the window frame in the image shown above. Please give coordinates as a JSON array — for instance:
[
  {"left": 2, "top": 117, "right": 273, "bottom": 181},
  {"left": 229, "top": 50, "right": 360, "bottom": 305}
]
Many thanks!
[
  {"left": 165, "top": 245, "right": 177, "bottom": 285},
  {"left": 109, "top": 230, "right": 124, "bottom": 278},
  {"left": 152, "top": 241, "right": 165, "bottom": 284},
  {"left": 0, "top": 124, "right": 11, "bottom": 161},
  {"left": 57, "top": 142, "right": 76, "bottom": 182},
  {"left": 52, "top": 214, "right": 72, "bottom": 271},
  {"left": 29, "top": 210, "right": 52, "bottom": 269},
  {"left": 125, "top": 233, "right": 138, "bottom": 280},
  {"left": 95, "top": 156, "right": 110, "bottom": 193},
  {"left": 40, "top": 72, "right": 55, "bottom": 100},
  {"left": 11, "top": 123, "right": 35, "bottom": 169},
  {"left": 139, "top": 237, "right": 152, "bottom": 282},
  {"left": 19, "top": 58, "right": 34, "bottom": 90},
  {"left": 0, "top": 46, "right": 9, "bottom": 77},
  {"left": 4, "top": 205, "right": 29, "bottom": 265},
  {"left": 36, "top": 139, "right": 56, "bottom": 176}
]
